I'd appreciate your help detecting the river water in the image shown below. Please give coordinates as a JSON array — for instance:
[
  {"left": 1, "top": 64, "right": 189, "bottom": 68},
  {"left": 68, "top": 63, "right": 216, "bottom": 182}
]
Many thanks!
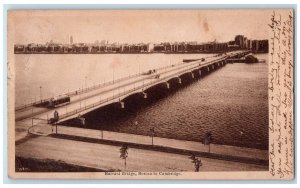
[{"left": 15, "top": 53, "right": 268, "bottom": 150}]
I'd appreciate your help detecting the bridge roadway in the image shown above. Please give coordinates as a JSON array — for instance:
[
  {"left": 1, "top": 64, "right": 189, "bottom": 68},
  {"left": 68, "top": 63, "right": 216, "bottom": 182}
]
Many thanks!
[{"left": 15, "top": 50, "right": 249, "bottom": 141}]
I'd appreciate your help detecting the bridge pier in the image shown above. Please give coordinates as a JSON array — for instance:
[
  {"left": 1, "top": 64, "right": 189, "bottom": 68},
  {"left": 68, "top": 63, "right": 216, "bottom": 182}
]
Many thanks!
[
  {"left": 207, "top": 66, "right": 210, "bottom": 72},
  {"left": 199, "top": 70, "right": 202, "bottom": 77},
  {"left": 177, "top": 77, "right": 182, "bottom": 84},
  {"left": 191, "top": 72, "right": 195, "bottom": 79},
  {"left": 119, "top": 101, "right": 125, "bottom": 109},
  {"left": 76, "top": 114, "right": 86, "bottom": 126},
  {"left": 142, "top": 92, "right": 148, "bottom": 99},
  {"left": 165, "top": 82, "right": 170, "bottom": 89}
]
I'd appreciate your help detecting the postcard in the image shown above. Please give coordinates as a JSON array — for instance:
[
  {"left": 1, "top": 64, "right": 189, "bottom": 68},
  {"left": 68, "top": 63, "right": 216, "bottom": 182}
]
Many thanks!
[{"left": 7, "top": 9, "right": 294, "bottom": 179}]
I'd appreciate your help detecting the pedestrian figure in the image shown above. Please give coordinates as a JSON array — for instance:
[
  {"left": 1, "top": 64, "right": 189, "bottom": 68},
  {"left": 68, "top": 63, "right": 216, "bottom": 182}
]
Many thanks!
[{"left": 189, "top": 154, "right": 203, "bottom": 172}]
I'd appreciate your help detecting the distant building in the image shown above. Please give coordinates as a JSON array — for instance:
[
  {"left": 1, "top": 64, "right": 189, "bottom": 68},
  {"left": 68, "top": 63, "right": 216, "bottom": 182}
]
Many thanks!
[
  {"left": 153, "top": 44, "right": 164, "bottom": 52},
  {"left": 243, "top": 37, "right": 247, "bottom": 49},
  {"left": 227, "top": 44, "right": 240, "bottom": 51},
  {"left": 14, "top": 35, "right": 268, "bottom": 54},
  {"left": 235, "top": 35, "right": 244, "bottom": 49},
  {"left": 246, "top": 39, "right": 251, "bottom": 50},
  {"left": 147, "top": 43, "right": 154, "bottom": 52},
  {"left": 228, "top": 41, "right": 236, "bottom": 45},
  {"left": 14, "top": 44, "right": 25, "bottom": 53},
  {"left": 251, "top": 40, "right": 268, "bottom": 53}
]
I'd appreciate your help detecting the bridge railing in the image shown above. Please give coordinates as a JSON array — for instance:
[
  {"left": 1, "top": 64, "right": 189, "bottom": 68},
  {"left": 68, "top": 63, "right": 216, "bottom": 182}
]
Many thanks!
[
  {"left": 57, "top": 56, "right": 228, "bottom": 122},
  {"left": 58, "top": 84, "right": 146, "bottom": 121}
]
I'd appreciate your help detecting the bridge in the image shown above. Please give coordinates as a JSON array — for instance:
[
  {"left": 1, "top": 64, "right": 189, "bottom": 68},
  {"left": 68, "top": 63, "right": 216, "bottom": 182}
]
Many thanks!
[{"left": 15, "top": 50, "right": 250, "bottom": 141}]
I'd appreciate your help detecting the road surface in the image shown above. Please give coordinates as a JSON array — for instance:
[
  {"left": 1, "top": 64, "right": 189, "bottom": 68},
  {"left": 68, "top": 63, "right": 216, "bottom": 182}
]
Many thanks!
[{"left": 16, "top": 136, "right": 267, "bottom": 172}]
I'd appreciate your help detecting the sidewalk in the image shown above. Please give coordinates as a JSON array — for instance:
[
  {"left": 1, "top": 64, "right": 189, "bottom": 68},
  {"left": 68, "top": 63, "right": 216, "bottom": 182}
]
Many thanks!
[{"left": 53, "top": 126, "right": 268, "bottom": 164}]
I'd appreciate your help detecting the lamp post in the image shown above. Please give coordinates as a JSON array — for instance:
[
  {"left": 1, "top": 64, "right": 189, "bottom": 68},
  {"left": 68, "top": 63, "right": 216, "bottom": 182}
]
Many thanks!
[
  {"left": 39, "top": 86, "right": 42, "bottom": 102},
  {"left": 113, "top": 69, "right": 115, "bottom": 84},
  {"left": 139, "top": 60, "right": 140, "bottom": 75},
  {"left": 79, "top": 87, "right": 82, "bottom": 109},
  {"left": 84, "top": 76, "right": 87, "bottom": 91},
  {"left": 150, "top": 127, "right": 155, "bottom": 146}
]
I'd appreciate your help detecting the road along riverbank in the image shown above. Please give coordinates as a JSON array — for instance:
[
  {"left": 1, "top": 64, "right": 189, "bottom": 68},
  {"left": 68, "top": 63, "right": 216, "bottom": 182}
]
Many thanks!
[
  {"left": 48, "top": 125, "right": 268, "bottom": 166},
  {"left": 16, "top": 136, "right": 268, "bottom": 172}
]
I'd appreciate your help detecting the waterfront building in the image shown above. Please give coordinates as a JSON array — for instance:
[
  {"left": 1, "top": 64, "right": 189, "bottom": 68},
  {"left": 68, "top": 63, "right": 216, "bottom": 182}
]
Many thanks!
[
  {"left": 234, "top": 35, "right": 244, "bottom": 49},
  {"left": 147, "top": 43, "right": 154, "bottom": 52}
]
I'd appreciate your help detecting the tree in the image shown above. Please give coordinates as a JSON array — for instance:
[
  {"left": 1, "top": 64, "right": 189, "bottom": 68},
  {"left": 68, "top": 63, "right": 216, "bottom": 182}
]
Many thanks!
[
  {"left": 189, "top": 154, "right": 203, "bottom": 172},
  {"left": 120, "top": 144, "right": 129, "bottom": 170},
  {"left": 203, "top": 131, "right": 213, "bottom": 153}
]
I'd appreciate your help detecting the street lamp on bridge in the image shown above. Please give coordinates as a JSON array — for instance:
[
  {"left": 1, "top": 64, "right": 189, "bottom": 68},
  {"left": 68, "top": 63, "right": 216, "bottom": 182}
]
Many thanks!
[
  {"left": 85, "top": 76, "right": 87, "bottom": 91},
  {"left": 113, "top": 69, "right": 115, "bottom": 84},
  {"left": 39, "top": 86, "right": 42, "bottom": 102}
]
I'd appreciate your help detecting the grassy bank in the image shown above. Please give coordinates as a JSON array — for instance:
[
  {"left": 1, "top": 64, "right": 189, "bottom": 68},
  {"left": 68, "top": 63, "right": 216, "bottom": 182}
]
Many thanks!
[{"left": 15, "top": 156, "right": 111, "bottom": 172}]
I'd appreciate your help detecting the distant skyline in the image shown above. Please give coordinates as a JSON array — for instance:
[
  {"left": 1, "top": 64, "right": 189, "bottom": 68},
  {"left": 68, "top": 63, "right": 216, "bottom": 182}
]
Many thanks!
[{"left": 9, "top": 10, "right": 272, "bottom": 44}]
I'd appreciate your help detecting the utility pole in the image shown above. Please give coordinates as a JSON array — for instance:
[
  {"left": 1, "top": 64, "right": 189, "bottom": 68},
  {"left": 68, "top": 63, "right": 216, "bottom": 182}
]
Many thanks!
[
  {"left": 85, "top": 76, "right": 87, "bottom": 91},
  {"left": 138, "top": 59, "right": 141, "bottom": 75},
  {"left": 150, "top": 127, "right": 155, "bottom": 146},
  {"left": 39, "top": 86, "right": 42, "bottom": 102},
  {"left": 113, "top": 69, "right": 115, "bottom": 84},
  {"left": 79, "top": 87, "right": 82, "bottom": 109}
]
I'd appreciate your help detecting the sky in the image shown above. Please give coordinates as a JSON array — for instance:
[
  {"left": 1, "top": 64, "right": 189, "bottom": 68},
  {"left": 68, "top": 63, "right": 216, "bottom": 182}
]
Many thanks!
[{"left": 9, "top": 9, "right": 273, "bottom": 44}]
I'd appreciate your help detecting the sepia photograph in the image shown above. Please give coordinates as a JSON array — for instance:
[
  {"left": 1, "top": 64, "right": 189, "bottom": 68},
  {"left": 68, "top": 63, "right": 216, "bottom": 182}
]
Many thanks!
[{"left": 7, "top": 8, "right": 294, "bottom": 179}]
